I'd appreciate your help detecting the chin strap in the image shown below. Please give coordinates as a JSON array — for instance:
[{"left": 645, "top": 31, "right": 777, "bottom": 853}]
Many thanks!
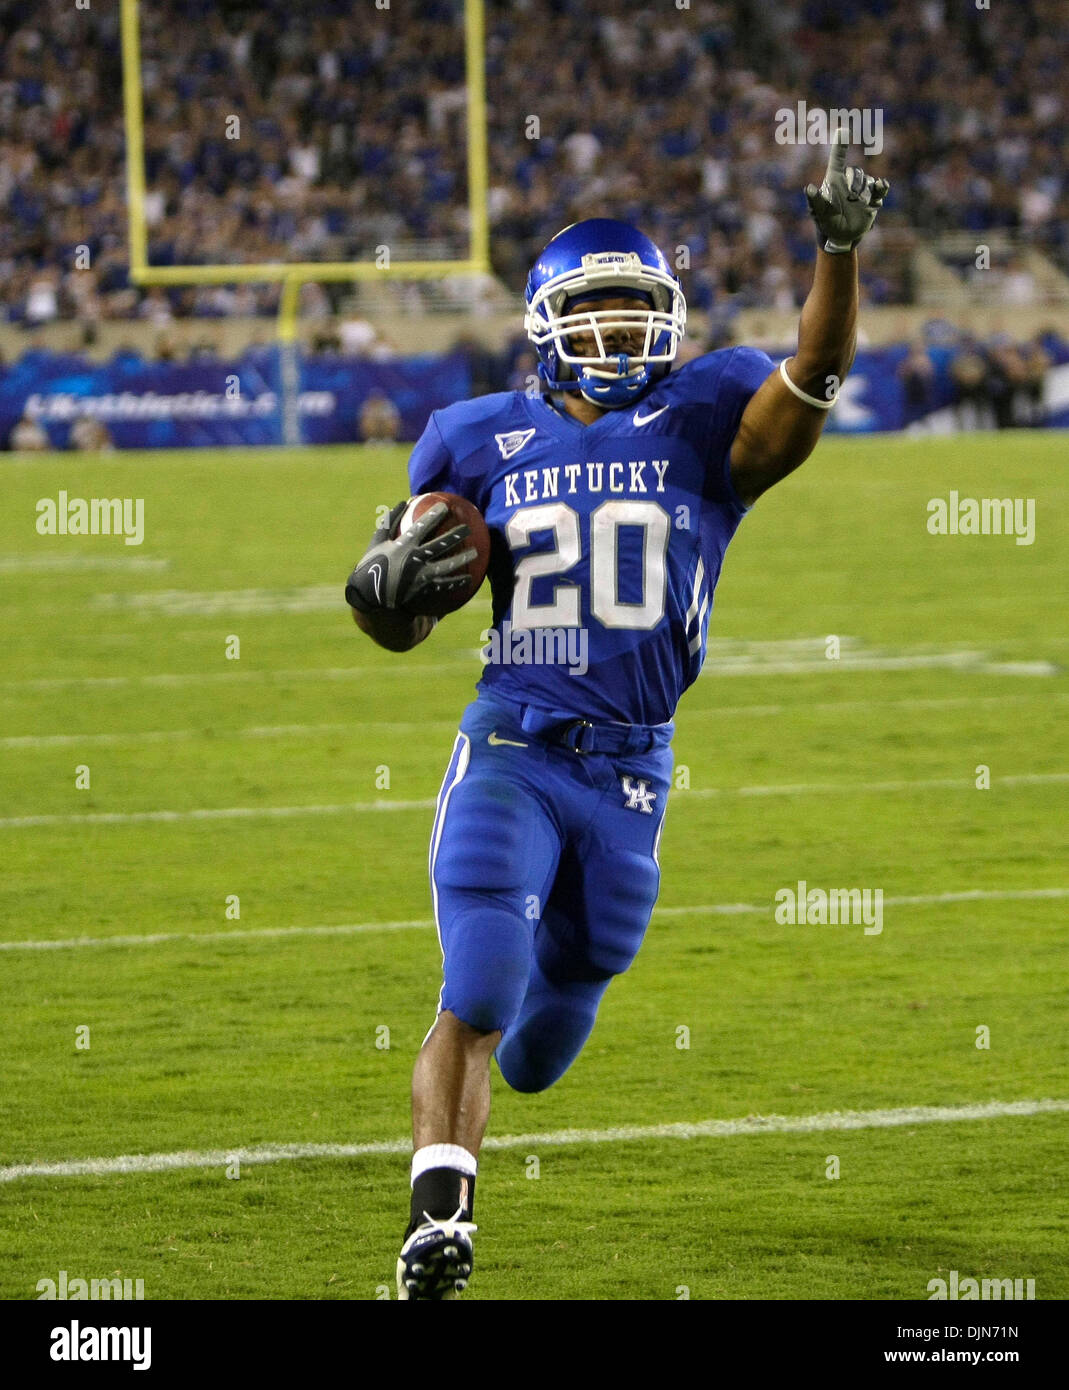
[{"left": 578, "top": 358, "right": 650, "bottom": 408}]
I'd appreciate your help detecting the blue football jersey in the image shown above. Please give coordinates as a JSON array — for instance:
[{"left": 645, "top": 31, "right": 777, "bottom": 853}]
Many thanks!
[{"left": 408, "top": 346, "right": 775, "bottom": 725}]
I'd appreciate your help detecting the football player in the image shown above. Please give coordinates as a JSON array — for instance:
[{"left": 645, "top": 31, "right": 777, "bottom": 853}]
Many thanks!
[{"left": 345, "top": 130, "right": 888, "bottom": 1299}]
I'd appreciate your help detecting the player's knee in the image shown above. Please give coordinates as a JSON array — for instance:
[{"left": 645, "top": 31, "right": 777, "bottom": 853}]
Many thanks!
[
  {"left": 497, "top": 1059, "right": 552, "bottom": 1094},
  {"left": 432, "top": 1009, "right": 501, "bottom": 1045},
  {"left": 495, "top": 983, "right": 605, "bottom": 1093},
  {"left": 440, "top": 903, "right": 532, "bottom": 1034},
  {"left": 448, "top": 994, "right": 516, "bottom": 1035},
  {"left": 497, "top": 1027, "right": 592, "bottom": 1093},
  {"left": 584, "top": 851, "right": 660, "bottom": 977},
  {"left": 496, "top": 1038, "right": 564, "bottom": 1094}
]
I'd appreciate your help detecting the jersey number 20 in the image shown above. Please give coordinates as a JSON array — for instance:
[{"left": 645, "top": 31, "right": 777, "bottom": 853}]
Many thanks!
[{"left": 505, "top": 501, "right": 670, "bottom": 631}]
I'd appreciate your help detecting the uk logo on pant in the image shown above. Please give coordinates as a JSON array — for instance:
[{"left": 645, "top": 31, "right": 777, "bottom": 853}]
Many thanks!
[{"left": 621, "top": 777, "right": 656, "bottom": 814}]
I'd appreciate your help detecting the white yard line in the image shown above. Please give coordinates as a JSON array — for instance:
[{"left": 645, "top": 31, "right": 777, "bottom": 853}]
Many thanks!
[
  {"left": 693, "top": 772, "right": 1069, "bottom": 799},
  {"left": 0, "top": 555, "right": 169, "bottom": 572},
  {"left": 0, "top": 919, "right": 434, "bottom": 952},
  {"left": 2, "top": 1098, "right": 1066, "bottom": 1183},
  {"left": 3, "top": 692, "right": 1065, "bottom": 749},
  {"left": 0, "top": 664, "right": 471, "bottom": 692},
  {"left": 2, "top": 772, "right": 1066, "bottom": 830},
  {"left": 0, "top": 798, "right": 437, "bottom": 829},
  {"left": 1, "top": 888, "right": 1064, "bottom": 953},
  {"left": 0, "top": 721, "right": 457, "bottom": 749},
  {"left": 700, "top": 656, "right": 1058, "bottom": 677},
  {"left": 1, "top": 641, "right": 1061, "bottom": 692}
]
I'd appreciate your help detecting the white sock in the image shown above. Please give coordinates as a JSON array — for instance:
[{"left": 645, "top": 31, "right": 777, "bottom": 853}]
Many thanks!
[{"left": 411, "top": 1143, "right": 477, "bottom": 1187}]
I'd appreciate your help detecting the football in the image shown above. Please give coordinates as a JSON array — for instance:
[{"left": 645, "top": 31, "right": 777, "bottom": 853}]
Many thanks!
[{"left": 398, "top": 491, "right": 491, "bottom": 615}]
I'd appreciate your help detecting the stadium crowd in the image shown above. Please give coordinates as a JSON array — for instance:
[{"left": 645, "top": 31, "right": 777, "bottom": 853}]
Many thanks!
[{"left": 0, "top": 0, "right": 1065, "bottom": 331}]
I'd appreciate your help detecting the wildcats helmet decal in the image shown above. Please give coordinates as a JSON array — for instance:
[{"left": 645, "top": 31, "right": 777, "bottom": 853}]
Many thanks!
[
  {"left": 580, "top": 251, "right": 636, "bottom": 268},
  {"left": 524, "top": 219, "right": 687, "bottom": 409}
]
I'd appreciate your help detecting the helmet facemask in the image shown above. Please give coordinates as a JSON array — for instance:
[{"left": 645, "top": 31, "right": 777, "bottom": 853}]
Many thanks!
[{"left": 524, "top": 251, "right": 686, "bottom": 408}]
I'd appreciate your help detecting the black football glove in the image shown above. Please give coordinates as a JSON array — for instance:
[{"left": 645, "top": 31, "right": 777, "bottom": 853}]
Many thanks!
[
  {"left": 805, "top": 126, "right": 889, "bottom": 254},
  {"left": 344, "top": 500, "right": 477, "bottom": 617}
]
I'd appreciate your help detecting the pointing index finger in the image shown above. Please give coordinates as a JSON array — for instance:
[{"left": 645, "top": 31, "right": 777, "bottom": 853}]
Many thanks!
[{"left": 826, "top": 124, "right": 849, "bottom": 179}]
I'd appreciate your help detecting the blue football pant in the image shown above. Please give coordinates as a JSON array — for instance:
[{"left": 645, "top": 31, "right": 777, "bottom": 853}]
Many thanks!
[{"left": 428, "top": 693, "right": 673, "bottom": 1093}]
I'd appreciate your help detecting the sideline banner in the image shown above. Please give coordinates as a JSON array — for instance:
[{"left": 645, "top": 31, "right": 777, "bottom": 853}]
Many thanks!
[
  {"left": 0, "top": 349, "right": 471, "bottom": 449},
  {"left": 1, "top": 341, "right": 1065, "bottom": 448}
]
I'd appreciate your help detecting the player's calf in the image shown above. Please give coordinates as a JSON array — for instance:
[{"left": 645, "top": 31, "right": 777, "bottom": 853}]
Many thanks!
[{"left": 400, "top": 1013, "right": 498, "bottom": 1299}]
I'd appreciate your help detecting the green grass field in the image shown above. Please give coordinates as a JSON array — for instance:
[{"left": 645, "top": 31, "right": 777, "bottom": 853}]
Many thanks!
[{"left": 1, "top": 433, "right": 1066, "bottom": 1301}]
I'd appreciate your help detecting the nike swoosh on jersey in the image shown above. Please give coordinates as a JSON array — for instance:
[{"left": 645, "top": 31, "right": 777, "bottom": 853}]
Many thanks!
[
  {"left": 633, "top": 404, "right": 669, "bottom": 426},
  {"left": 487, "top": 731, "right": 529, "bottom": 747}
]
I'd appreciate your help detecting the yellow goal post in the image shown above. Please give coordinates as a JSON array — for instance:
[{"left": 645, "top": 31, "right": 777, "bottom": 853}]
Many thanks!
[{"left": 120, "top": 0, "right": 491, "bottom": 439}]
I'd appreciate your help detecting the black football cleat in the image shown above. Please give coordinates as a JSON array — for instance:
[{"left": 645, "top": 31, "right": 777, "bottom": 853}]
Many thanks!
[{"left": 396, "top": 1206, "right": 477, "bottom": 1300}]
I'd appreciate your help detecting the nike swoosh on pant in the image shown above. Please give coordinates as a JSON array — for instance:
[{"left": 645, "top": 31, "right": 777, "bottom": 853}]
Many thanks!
[{"left": 488, "top": 732, "right": 528, "bottom": 747}]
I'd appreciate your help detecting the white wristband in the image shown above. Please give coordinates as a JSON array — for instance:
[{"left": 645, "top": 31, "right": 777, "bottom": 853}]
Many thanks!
[{"left": 779, "top": 357, "right": 839, "bottom": 409}]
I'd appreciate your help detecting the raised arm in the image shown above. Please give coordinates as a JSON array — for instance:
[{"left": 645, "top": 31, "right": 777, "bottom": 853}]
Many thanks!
[{"left": 729, "top": 129, "right": 889, "bottom": 507}]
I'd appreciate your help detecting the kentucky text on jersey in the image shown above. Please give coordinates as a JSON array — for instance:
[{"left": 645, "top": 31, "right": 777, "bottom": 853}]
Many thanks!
[
  {"left": 503, "top": 460, "right": 671, "bottom": 505},
  {"left": 409, "top": 346, "right": 776, "bottom": 726}
]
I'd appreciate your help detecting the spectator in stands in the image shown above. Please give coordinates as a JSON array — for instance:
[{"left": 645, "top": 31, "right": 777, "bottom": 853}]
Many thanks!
[
  {"left": 358, "top": 391, "right": 402, "bottom": 443},
  {"left": 1019, "top": 336, "right": 1051, "bottom": 427},
  {"left": 897, "top": 340, "right": 936, "bottom": 418},
  {"left": 368, "top": 331, "right": 400, "bottom": 362},
  {"left": 998, "top": 256, "right": 1039, "bottom": 307},
  {"left": 311, "top": 324, "right": 343, "bottom": 353},
  {"left": 0, "top": 0, "right": 1065, "bottom": 330},
  {"left": 985, "top": 334, "right": 1028, "bottom": 430},
  {"left": 24, "top": 271, "right": 61, "bottom": 326},
  {"left": 69, "top": 418, "right": 114, "bottom": 451},
  {"left": 139, "top": 288, "right": 174, "bottom": 327},
  {"left": 506, "top": 350, "right": 539, "bottom": 395},
  {"left": 8, "top": 413, "right": 49, "bottom": 451},
  {"left": 949, "top": 339, "right": 990, "bottom": 430},
  {"left": 449, "top": 330, "right": 502, "bottom": 396},
  {"left": 339, "top": 315, "right": 380, "bottom": 357},
  {"left": 153, "top": 331, "right": 183, "bottom": 362},
  {"left": 299, "top": 283, "right": 333, "bottom": 322}
]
